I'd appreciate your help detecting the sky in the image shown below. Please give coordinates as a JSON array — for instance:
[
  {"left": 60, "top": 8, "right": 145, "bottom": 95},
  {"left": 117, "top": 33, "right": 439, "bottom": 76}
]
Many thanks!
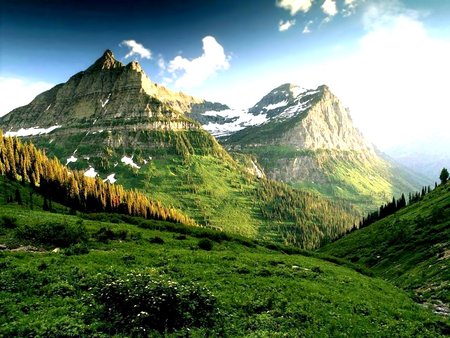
[{"left": 1, "top": 0, "right": 450, "bottom": 151}]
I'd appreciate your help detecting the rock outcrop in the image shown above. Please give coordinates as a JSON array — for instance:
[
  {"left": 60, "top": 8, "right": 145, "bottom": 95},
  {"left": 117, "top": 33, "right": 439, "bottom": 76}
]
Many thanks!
[{"left": 0, "top": 50, "right": 207, "bottom": 132}]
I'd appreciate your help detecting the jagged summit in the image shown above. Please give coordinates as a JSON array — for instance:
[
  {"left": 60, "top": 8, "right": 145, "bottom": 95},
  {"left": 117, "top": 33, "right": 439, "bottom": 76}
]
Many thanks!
[
  {"left": 86, "top": 49, "right": 123, "bottom": 72},
  {"left": 223, "top": 83, "right": 373, "bottom": 153},
  {"left": 0, "top": 50, "right": 213, "bottom": 131}
]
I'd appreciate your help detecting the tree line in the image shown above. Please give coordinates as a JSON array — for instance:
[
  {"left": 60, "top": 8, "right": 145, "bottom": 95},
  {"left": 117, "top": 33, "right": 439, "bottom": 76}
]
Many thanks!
[
  {"left": 353, "top": 167, "right": 449, "bottom": 231},
  {"left": 0, "top": 131, "right": 195, "bottom": 225},
  {"left": 255, "top": 179, "right": 359, "bottom": 249}
]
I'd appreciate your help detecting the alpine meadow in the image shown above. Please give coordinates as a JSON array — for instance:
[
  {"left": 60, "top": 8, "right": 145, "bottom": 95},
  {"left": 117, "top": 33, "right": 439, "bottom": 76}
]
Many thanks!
[{"left": 1, "top": 0, "right": 449, "bottom": 336}]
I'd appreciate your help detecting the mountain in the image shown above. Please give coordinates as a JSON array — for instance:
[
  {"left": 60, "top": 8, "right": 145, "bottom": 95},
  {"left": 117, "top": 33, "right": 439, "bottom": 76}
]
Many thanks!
[
  {"left": 320, "top": 181, "right": 450, "bottom": 315},
  {"left": 193, "top": 83, "right": 429, "bottom": 212},
  {"left": 0, "top": 50, "right": 359, "bottom": 249}
]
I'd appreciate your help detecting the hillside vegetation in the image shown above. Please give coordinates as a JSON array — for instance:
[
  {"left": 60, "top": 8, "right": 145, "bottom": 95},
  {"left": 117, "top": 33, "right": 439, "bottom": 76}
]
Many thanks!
[
  {"left": 14, "top": 131, "right": 360, "bottom": 249},
  {"left": 320, "top": 182, "right": 450, "bottom": 311},
  {"left": 0, "top": 183, "right": 448, "bottom": 336}
]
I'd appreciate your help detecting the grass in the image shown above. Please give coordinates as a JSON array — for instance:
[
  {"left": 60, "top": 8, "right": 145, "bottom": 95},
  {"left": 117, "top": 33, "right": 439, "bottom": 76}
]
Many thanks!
[
  {"left": 0, "top": 202, "right": 448, "bottom": 336},
  {"left": 235, "top": 146, "right": 427, "bottom": 213},
  {"left": 320, "top": 182, "right": 450, "bottom": 308}
]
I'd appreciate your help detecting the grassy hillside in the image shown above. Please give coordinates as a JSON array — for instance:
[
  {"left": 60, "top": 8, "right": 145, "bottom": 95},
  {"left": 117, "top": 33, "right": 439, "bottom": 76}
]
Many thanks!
[
  {"left": 320, "top": 182, "right": 450, "bottom": 312},
  {"left": 230, "top": 146, "right": 428, "bottom": 213},
  {"left": 0, "top": 198, "right": 448, "bottom": 336},
  {"left": 18, "top": 130, "right": 359, "bottom": 249}
]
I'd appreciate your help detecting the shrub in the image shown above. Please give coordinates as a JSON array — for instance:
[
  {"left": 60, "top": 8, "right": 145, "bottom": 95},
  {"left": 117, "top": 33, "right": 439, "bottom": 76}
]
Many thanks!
[
  {"left": 94, "top": 227, "right": 128, "bottom": 242},
  {"left": 63, "top": 243, "right": 90, "bottom": 256},
  {"left": 0, "top": 215, "right": 18, "bottom": 229},
  {"left": 198, "top": 238, "right": 213, "bottom": 251},
  {"left": 93, "top": 271, "right": 218, "bottom": 335},
  {"left": 15, "top": 220, "right": 87, "bottom": 247},
  {"left": 149, "top": 236, "right": 164, "bottom": 244}
]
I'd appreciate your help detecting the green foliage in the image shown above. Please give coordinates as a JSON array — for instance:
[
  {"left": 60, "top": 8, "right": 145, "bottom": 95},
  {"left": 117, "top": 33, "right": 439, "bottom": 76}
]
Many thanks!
[
  {"left": 0, "top": 215, "right": 17, "bottom": 229},
  {"left": 94, "top": 226, "right": 128, "bottom": 242},
  {"left": 198, "top": 238, "right": 214, "bottom": 251},
  {"left": 0, "top": 203, "right": 448, "bottom": 336},
  {"left": 15, "top": 219, "right": 87, "bottom": 247},
  {"left": 0, "top": 131, "right": 196, "bottom": 226},
  {"left": 149, "top": 235, "right": 164, "bottom": 244},
  {"left": 255, "top": 179, "right": 358, "bottom": 249},
  {"left": 440, "top": 167, "right": 449, "bottom": 185},
  {"left": 93, "top": 271, "right": 218, "bottom": 335},
  {"left": 321, "top": 183, "right": 450, "bottom": 307}
]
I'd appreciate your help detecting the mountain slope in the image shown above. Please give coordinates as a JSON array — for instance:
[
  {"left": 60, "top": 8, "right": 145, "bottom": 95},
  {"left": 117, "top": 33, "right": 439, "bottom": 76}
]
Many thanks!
[
  {"left": 320, "top": 182, "right": 450, "bottom": 313},
  {"left": 0, "top": 51, "right": 359, "bottom": 249},
  {"left": 199, "top": 83, "right": 428, "bottom": 212},
  {"left": 0, "top": 197, "right": 448, "bottom": 336}
]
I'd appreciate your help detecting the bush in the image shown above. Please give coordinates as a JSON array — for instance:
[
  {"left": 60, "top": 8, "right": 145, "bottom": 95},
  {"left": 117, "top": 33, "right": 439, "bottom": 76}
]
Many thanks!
[
  {"left": 93, "top": 271, "right": 218, "bottom": 335},
  {"left": 198, "top": 238, "right": 213, "bottom": 251},
  {"left": 0, "top": 215, "right": 18, "bottom": 229},
  {"left": 15, "top": 220, "right": 87, "bottom": 247},
  {"left": 149, "top": 236, "right": 164, "bottom": 244},
  {"left": 94, "top": 227, "right": 128, "bottom": 242},
  {"left": 63, "top": 242, "right": 90, "bottom": 256}
]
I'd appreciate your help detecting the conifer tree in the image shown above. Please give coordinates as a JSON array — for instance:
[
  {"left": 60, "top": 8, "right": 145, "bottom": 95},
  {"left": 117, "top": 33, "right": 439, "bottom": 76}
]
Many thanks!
[{"left": 440, "top": 167, "right": 449, "bottom": 185}]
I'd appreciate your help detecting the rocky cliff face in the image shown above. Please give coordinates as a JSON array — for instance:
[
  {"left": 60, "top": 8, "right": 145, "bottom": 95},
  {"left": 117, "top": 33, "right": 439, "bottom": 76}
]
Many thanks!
[
  {"left": 277, "top": 86, "right": 374, "bottom": 153},
  {"left": 224, "top": 84, "right": 375, "bottom": 154},
  {"left": 211, "top": 83, "right": 426, "bottom": 211},
  {"left": 0, "top": 50, "right": 213, "bottom": 133}
]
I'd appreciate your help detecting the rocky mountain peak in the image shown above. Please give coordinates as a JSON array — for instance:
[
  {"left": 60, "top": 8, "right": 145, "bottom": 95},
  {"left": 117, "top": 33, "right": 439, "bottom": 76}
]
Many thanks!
[{"left": 86, "top": 49, "right": 123, "bottom": 72}]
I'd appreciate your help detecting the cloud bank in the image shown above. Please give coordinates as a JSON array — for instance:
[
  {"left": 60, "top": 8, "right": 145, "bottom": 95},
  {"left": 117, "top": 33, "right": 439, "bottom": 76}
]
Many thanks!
[{"left": 168, "top": 36, "right": 230, "bottom": 88}]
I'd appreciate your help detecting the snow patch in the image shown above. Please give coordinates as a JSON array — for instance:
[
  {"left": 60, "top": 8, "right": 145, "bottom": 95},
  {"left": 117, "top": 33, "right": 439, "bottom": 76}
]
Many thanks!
[
  {"left": 84, "top": 167, "right": 98, "bottom": 178},
  {"left": 100, "top": 93, "right": 111, "bottom": 108},
  {"left": 4, "top": 125, "right": 61, "bottom": 137},
  {"left": 45, "top": 104, "right": 51, "bottom": 111},
  {"left": 275, "top": 100, "right": 312, "bottom": 120},
  {"left": 66, "top": 155, "right": 77, "bottom": 165},
  {"left": 103, "top": 173, "right": 116, "bottom": 184},
  {"left": 121, "top": 156, "right": 140, "bottom": 169},
  {"left": 251, "top": 160, "right": 264, "bottom": 179},
  {"left": 290, "top": 85, "right": 307, "bottom": 98},
  {"left": 263, "top": 100, "right": 288, "bottom": 111},
  {"left": 203, "top": 109, "right": 268, "bottom": 137}
]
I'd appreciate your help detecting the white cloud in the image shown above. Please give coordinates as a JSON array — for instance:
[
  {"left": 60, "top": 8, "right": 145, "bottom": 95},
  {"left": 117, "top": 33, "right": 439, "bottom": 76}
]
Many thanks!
[
  {"left": 0, "top": 77, "right": 53, "bottom": 117},
  {"left": 343, "top": 0, "right": 360, "bottom": 16},
  {"left": 168, "top": 36, "right": 230, "bottom": 88},
  {"left": 321, "top": 0, "right": 337, "bottom": 17},
  {"left": 276, "top": 0, "right": 313, "bottom": 16},
  {"left": 302, "top": 20, "right": 313, "bottom": 33},
  {"left": 290, "top": 1, "right": 450, "bottom": 149},
  {"left": 119, "top": 40, "right": 152, "bottom": 59},
  {"left": 279, "top": 19, "right": 296, "bottom": 32}
]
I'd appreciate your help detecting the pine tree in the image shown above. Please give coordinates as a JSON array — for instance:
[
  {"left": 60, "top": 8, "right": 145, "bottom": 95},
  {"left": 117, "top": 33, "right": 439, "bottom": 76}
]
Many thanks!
[
  {"left": 14, "top": 188, "right": 22, "bottom": 205},
  {"left": 440, "top": 167, "right": 449, "bottom": 185}
]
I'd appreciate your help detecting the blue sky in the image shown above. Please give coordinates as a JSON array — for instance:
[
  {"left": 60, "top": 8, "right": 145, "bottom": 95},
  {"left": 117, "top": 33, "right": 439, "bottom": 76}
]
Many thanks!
[{"left": 1, "top": 0, "right": 450, "bottom": 150}]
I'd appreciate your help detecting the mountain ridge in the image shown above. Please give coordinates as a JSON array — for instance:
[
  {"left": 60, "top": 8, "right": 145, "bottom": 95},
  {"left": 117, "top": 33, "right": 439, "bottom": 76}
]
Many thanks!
[{"left": 0, "top": 50, "right": 360, "bottom": 249}]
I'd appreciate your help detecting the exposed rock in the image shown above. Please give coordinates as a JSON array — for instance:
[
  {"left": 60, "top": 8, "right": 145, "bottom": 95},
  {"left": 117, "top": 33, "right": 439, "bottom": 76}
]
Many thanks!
[
  {"left": 0, "top": 50, "right": 206, "bottom": 133},
  {"left": 11, "top": 246, "right": 43, "bottom": 252}
]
